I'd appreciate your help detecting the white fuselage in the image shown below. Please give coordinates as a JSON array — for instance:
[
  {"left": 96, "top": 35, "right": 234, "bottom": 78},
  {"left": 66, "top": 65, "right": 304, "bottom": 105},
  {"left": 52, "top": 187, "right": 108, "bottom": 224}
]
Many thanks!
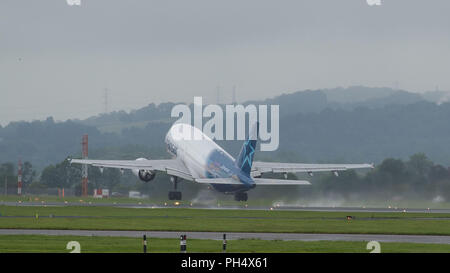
[
  {"left": 165, "top": 123, "right": 234, "bottom": 179},
  {"left": 164, "top": 123, "right": 253, "bottom": 194}
]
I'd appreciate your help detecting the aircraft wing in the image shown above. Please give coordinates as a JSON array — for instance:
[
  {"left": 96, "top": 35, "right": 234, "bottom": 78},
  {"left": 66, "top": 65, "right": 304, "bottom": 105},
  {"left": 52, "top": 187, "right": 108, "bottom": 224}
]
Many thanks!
[
  {"left": 70, "top": 158, "right": 194, "bottom": 181},
  {"left": 195, "top": 177, "right": 310, "bottom": 185},
  {"left": 251, "top": 161, "right": 374, "bottom": 176}
]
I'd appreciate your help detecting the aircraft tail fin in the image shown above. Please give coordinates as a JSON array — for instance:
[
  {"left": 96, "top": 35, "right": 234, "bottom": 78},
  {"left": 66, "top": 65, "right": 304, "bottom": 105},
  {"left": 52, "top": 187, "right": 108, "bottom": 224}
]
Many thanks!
[{"left": 236, "top": 122, "right": 259, "bottom": 176}]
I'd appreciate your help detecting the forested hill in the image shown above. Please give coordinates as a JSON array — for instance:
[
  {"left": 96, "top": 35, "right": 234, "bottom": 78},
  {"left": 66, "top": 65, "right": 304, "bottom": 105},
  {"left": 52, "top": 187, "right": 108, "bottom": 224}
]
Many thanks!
[
  {"left": 77, "top": 86, "right": 434, "bottom": 130},
  {"left": 1, "top": 86, "right": 450, "bottom": 171}
]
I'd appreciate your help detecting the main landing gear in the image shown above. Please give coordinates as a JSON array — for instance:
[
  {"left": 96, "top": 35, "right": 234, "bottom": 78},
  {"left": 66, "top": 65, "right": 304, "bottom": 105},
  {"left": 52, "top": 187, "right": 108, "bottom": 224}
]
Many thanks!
[
  {"left": 168, "top": 176, "right": 182, "bottom": 200},
  {"left": 234, "top": 192, "right": 248, "bottom": 202}
]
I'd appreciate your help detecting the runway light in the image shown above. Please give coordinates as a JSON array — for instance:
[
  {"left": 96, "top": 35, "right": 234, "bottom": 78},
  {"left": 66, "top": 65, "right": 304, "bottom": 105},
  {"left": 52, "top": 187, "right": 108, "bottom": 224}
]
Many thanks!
[
  {"left": 174, "top": 202, "right": 180, "bottom": 206},
  {"left": 164, "top": 202, "right": 167, "bottom": 206},
  {"left": 270, "top": 207, "right": 273, "bottom": 211}
]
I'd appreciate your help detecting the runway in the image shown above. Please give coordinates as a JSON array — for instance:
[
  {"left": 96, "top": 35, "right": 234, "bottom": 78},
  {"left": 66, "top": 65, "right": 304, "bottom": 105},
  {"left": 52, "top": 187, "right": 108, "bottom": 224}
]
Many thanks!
[
  {"left": 1, "top": 229, "right": 450, "bottom": 245},
  {"left": 2, "top": 200, "right": 450, "bottom": 214}
]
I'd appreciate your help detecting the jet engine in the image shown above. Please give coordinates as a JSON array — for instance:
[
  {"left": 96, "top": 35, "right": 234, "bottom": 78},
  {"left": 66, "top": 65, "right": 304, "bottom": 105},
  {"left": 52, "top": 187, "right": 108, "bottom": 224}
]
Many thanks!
[
  {"left": 137, "top": 170, "right": 156, "bottom": 182},
  {"left": 132, "top": 158, "right": 156, "bottom": 182}
]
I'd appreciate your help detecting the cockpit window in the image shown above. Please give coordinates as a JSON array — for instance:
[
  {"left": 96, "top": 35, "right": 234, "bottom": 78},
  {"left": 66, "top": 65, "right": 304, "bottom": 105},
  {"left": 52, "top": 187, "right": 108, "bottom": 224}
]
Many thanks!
[{"left": 167, "top": 140, "right": 177, "bottom": 156}]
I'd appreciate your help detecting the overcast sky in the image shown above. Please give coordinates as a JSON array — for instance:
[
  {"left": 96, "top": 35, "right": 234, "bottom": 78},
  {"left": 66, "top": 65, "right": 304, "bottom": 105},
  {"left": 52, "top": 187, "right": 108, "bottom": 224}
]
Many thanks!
[{"left": 1, "top": 0, "right": 449, "bottom": 126}]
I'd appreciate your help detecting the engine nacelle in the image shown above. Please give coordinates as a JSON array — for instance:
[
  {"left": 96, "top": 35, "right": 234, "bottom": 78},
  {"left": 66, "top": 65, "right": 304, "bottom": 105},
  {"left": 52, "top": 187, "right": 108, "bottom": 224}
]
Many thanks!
[
  {"left": 138, "top": 169, "right": 156, "bottom": 182},
  {"left": 132, "top": 158, "right": 156, "bottom": 182}
]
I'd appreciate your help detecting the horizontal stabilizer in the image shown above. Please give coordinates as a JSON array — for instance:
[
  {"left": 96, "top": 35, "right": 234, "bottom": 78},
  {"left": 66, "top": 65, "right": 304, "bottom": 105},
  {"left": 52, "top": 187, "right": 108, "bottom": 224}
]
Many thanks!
[
  {"left": 252, "top": 161, "right": 374, "bottom": 174},
  {"left": 194, "top": 177, "right": 310, "bottom": 185},
  {"left": 195, "top": 178, "right": 242, "bottom": 184},
  {"left": 252, "top": 178, "right": 311, "bottom": 185}
]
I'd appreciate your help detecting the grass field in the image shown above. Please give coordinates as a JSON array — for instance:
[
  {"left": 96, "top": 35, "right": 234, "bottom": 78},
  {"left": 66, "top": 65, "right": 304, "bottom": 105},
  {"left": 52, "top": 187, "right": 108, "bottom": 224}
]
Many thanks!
[
  {"left": 1, "top": 205, "right": 450, "bottom": 235},
  {"left": 1, "top": 235, "right": 450, "bottom": 253}
]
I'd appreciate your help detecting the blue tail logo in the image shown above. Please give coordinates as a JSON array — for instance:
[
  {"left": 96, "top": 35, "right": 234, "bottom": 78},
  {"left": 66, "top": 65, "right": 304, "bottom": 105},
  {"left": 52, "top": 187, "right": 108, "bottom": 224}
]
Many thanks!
[{"left": 236, "top": 123, "right": 259, "bottom": 176}]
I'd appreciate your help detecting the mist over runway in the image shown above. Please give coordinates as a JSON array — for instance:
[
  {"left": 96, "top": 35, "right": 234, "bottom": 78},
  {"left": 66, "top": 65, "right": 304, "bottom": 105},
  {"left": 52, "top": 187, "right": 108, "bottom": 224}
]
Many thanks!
[{"left": 2, "top": 200, "right": 450, "bottom": 214}]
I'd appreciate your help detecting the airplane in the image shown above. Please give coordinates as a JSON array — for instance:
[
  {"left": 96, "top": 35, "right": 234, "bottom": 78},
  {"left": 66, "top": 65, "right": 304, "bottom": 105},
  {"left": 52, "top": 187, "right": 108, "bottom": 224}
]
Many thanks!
[{"left": 70, "top": 123, "right": 373, "bottom": 201}]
